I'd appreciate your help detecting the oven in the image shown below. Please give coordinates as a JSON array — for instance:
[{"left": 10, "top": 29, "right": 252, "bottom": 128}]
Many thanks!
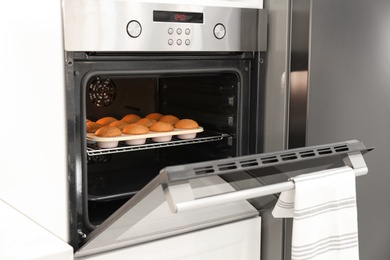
[
  {"left": 69, "top": 52, "right": 264, "bottom": 229},
  {"left": 62, "top": 1, "right": 371, "bottom": 259},
  {"left": 64, "top": 0, "right": 267, "bottom": 252}
]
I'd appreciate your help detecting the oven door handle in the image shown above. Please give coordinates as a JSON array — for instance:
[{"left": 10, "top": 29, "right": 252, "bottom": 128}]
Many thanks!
[
  {"left": 166, "top": 166, "right": 367, "bottom": 213},
  {"left": 165, "top": 179, "right": 296, "bottom": 213},
  {"left": 165, "top": 152, "right": 368, "bottom": 213}
]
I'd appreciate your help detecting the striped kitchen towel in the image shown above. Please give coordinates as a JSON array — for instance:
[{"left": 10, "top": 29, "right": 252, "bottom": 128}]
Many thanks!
[{"left": 272, "top": 166, "right": 360, "bottom": 260}]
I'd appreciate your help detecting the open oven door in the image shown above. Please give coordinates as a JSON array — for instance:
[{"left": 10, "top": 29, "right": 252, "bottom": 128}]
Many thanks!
[{"left": 75, "top": 140, "right": 372, "bottom": 259}]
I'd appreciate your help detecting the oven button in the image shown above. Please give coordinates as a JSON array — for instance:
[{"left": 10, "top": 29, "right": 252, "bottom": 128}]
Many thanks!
[
  {"left": 177, "top": 28, "right": 182, "bottom": 35},
  {"left": 177, "top": 39, "right": 182, "bottom": 46},
  {"left": 185, "top": 28, "right": 191, "bottom": 35},
  {"left": 213, "top": 23, "right": 226, "bottom": 39},
  {"left": 168, "top": 28, "right": 174, "bottom": 35},
  {"left": 126, "top": 20, "right": 142, "bottom": 38},
  {"left": 168, "top": 39, "right": 174, "bottom": 45},
  {"left": 185, "top": 39, "right": 190, "bottom": 46}
]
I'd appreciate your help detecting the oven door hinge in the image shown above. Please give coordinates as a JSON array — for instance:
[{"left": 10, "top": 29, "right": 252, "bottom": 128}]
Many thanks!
[{"left": 77, "top": 229, "right": 87, "bottom": 239}]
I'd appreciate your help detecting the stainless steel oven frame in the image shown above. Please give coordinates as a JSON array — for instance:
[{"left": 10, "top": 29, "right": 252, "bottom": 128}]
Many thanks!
[{"left": 65, "top": 51, "right": 266, "bottom": 249}]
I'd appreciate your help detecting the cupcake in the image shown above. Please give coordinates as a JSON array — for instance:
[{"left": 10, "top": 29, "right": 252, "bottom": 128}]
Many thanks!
[
  {"left": 94, "top": 126, "right": 122, "bottom": 148},
  {"left": 145, "top": 112, "right": 164, "bottom": 121},
  {"left": 96, "top": 116, "right": 117, "bottom": 126},
  {"left": 158, "top": 115, "right": 179, "bottom": 125},
  {"left": 86, "top": 122, "right": 102, "bottom": 133},
  {"left": 109, "top": 120, "right": 129, "bottom": 131},
  {"left": 122, "top": 123, "right": 149, "bottom": 145},
  {"left": 136, "top": 118, "right": 157, "bottom": 128},
  {"left": 121, "top": 114, "right": 141, "bottom": 124},
  {"left": 95, "top": 126, "right": 122, "bottom": 137},
  {"left": 174, "top": 119, "right": 199, "bottom": 129},
  {"left": 149, "top": 121, "right": 174, "bottom": 142},
  {"left": 174, "top": 119, "right": 199, "bottom": 139}
]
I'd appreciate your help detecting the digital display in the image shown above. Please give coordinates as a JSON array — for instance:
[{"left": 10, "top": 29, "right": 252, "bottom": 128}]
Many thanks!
[{"left": 153, "top": 10, "right": 204, "bottom": 24}]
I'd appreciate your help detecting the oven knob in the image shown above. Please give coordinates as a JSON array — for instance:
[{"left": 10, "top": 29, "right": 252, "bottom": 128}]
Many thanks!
[
  {"left": 126, "top": 20, "right": 142, "bottom": 38},
  {"left": 213, "top": 23, "right": 226, "bottom": 39}
]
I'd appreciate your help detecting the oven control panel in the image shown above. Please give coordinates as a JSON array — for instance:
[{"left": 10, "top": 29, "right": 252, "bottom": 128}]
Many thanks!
[
  {"left": 165, "top": 27, "right": 192, "bottom": 46},
  {"left": 63, "top": 1, "right": 267, "bottom": 52}
]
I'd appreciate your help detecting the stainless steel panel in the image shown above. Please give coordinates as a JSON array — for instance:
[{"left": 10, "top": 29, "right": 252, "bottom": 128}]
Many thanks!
[
  {"left": 288, "top": 0, "right": 310, "bottom": 149},
  {"left": 307, "top": 0, "right": 390, "bottom": 258},
  {"left": 62, "top": 0, "right": 266, "bottom": 52},
  {"left": 262, "top": 0, "right": 291, "bottom": 152},
  {"left": 262, "top": 0, "right": 310, "bottom": 151}
]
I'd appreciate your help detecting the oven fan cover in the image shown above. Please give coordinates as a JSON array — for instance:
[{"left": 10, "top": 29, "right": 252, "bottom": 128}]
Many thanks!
[
  {"left": 88, "top": 77, "right": 117, "bottom": 107},
  {"left": 86, "top": 77, "right": 125, "bottom": 117}
]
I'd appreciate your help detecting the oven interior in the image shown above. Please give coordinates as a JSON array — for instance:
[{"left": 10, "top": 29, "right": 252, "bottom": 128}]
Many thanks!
[{"left": 85, "top": 72, "right": 243, "bottom": 227}]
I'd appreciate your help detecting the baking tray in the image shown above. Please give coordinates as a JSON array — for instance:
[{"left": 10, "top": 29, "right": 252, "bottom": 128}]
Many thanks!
[{"left": 87, "top": 127, "right": 204, "bottom": 148}]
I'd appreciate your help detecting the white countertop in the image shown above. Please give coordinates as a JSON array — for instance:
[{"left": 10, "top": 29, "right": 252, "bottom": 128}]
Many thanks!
[{"left": 0, "top": 200, "right": 73, "bottom": 260}]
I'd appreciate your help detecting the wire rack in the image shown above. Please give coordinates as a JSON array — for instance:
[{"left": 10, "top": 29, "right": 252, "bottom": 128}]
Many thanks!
[{"left": 87, "top": 131, "right": 230, "bottom": 156}]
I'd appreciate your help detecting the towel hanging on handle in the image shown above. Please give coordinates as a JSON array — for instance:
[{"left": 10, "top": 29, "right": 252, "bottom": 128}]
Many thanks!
[{"left": 272, "top": 166, "right": 360, "bottom": 260}]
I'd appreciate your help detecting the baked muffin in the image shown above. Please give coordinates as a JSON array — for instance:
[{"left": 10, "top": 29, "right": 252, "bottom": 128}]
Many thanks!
[
  {"left": 145, "top": 112, "right": 164, "bottom": 121},
  {"left": 121, "top": 114, "right": 141, "bottom": 123},
  {"left": 150, "top": 121, "right": 174, "bottom": 142},
  {"left": 122, "top": 123, "right": 149, "bottom": 145},
  {"left": 93, "top": 126, "right": 121, "bottom": 148},
  {"left": 86, "top": 122, "right": 102, "bottom": 133},
  {"left": 136, "top": 118, "right": 157, "bottom": 128},
  {"left": 96, "top": 116, "right": 117, "bottom": 126},
  {"left": 109, "top": 120, "right": 129, "bottom": 131},
  {"left": 158, "top": 115, "right": 179, "bottom": 125},
  {"left": 94, "top": 126, "right": 122, "bottom": 137},
  {"left": 150, "top": 122, "right": 174, "bottom": 132},
  {"left": 174, "top": 119, "right": 200, "bottom": 140},
  {"left": 174, "top": 119, "right": 199, "bottom": 129},
  {"left": 122, "top": 123, "right": 149, "bottom": 135},
  {"left": 86, "top": 119, "right": 92, "bottom": 123}
]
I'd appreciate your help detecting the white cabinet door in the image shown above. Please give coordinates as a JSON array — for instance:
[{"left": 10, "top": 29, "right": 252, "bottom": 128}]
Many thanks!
[
  {"left": 0, "top": 200, "right": 73, "bottom": 260},
  {"left": 80, "top": 217, "right": 261, "bottom": 260}
]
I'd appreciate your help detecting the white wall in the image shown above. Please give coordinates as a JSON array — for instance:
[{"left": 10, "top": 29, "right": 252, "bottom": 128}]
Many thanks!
[{"left": 0, "top": 0, "right": 68, "bottom": 242}]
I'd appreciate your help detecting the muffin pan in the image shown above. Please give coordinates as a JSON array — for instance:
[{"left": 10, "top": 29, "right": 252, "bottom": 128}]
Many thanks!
[{"left": 87, "top": 127, "right": 204, "bottom": 148}]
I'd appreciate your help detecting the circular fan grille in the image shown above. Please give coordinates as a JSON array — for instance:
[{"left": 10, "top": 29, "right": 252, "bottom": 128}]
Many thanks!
[{"left": 89, "top": 78, "right": 116, "bottom": 107}]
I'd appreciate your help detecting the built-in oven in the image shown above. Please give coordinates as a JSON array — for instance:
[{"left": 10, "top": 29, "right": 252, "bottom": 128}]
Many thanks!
[
  {"left": 63, "top": 0, "right": 268, "bottom": 253},
  {"left": 62, "top": 1, "right": 371, "bottom": 259}
]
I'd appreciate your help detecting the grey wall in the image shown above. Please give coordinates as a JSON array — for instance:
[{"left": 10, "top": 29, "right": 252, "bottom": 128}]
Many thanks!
[{"left": 307, "top": 0, "right": 390, "bottom": 258}]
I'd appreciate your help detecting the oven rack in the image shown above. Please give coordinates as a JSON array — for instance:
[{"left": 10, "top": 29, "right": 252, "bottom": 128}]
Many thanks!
[{"left": 86, "top": 131, "right": 230, "bottom": 156}]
